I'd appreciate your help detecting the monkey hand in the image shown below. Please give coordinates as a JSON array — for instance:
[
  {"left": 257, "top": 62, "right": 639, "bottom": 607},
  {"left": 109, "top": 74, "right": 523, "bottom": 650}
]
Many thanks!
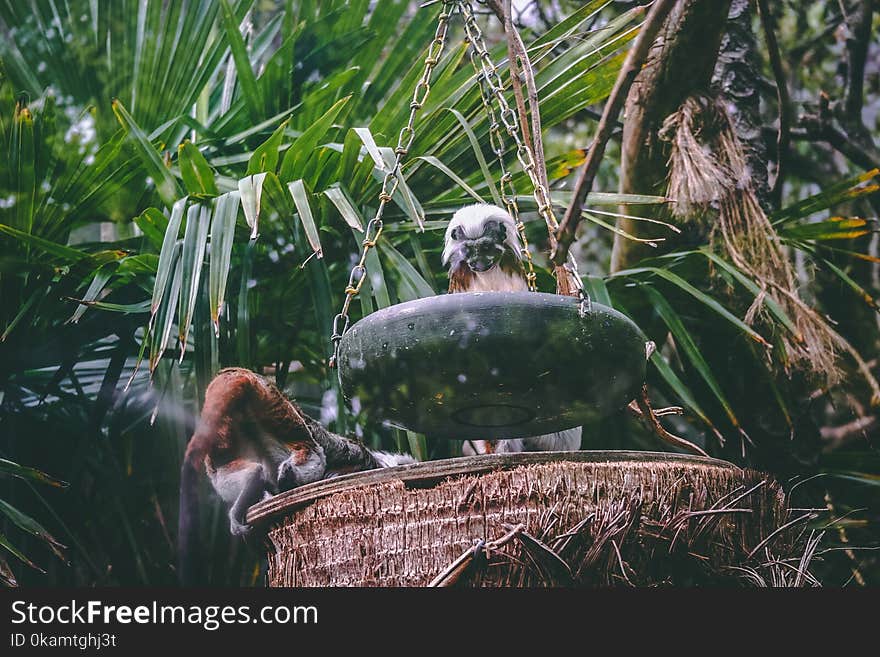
[
  {"left": 276, "top": 444, "right": 327, "bottom": 492},
  {"left": 230, "top": 513, "right": 254, "bottom": 537}
]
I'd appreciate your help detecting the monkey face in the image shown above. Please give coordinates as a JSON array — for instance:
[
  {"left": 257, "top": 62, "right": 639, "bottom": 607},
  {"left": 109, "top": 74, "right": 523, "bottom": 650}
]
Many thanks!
[
  {"left": 442, "top": 203, "right": 523, "bottom": 275},
  {"left": 456, "top": 218, "right": 507, "bottom": 272}
]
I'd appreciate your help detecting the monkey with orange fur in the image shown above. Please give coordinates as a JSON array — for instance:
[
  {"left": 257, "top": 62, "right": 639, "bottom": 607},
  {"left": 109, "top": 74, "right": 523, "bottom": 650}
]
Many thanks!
[{"left": 178, "top": 367, "right": 413, "bottom": 584}]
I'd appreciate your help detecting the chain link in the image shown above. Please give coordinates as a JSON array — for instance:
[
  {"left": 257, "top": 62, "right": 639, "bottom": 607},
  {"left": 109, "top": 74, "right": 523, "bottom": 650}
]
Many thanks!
[
  {"left": 329, "top": 2, "right": 455, "bottom": 367},
  {"left": 330, "top": 0, "right": 594, "bottom": 368},
  {"left": 457, "top": 0, "right": 590, "bottom": 313},
  {"left": 466, "top": 22, "right": 536, "bottom": 291}
]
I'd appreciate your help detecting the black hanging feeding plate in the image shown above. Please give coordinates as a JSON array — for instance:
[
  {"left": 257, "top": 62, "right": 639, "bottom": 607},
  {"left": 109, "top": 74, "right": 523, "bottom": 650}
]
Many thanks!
[{"left": 336, "top": 291, "right": 647, "bottom": 440}]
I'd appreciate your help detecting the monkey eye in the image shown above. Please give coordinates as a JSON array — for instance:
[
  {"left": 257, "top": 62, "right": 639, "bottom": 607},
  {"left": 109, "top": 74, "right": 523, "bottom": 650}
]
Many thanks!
[{"left": 450, "top": 227, "right": 461, "bottom": 241}]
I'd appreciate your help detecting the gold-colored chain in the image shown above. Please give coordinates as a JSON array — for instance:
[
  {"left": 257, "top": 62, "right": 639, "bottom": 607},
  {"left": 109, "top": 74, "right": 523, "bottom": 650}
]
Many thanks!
[
  {"left": 330, "top": 0, "right": 593, "bottom": 367},
  {"left": 458, "top": 0, "right": 590, "bottom": 311},
  {"left": 329, "top": 1, "right": 454, "bottom": 367},
  {"left": 467, "top": 27, "right": 537, "bottom": 291}
]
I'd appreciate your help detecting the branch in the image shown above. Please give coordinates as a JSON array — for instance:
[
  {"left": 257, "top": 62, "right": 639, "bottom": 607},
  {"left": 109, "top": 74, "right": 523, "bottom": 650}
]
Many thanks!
[
  {"left": 841, "top": 0, "right": 873, "bottom": 125},
  {"left": 496, "top": 1, "right": 532, "bottom": 169},
  {"left": 631, "top": 384, "right": 709, "bottom": 457},
  {"left": 551, "top": 0, "right": 678, "bottom": 266},
  {"left": 789, "top": 12, "right": 845, "bottom": 61},
  {"left": 530, "top": 0, "right": 554, "bottom": 32},
  {"left": 428, "top": 524, "right": 524, "bottom": 587},
  {"left": 496, "top": 0, "right": 547, "bottom": 190},
  {"left": 820, "top": 415, "right": 878, "bottom": 451},
  {"left": 486, "top": 0, "right": 580, "bottom": 292},
  {"left": 797, "top": 95, "right": 880, "bottom": 171},
  {"left": 786, "top": 3, "right": 879, "bottom": 191},
  {"left": 484, "top": 0, "right": 551, "bottom": 193},
  {"left": 514, "top": 18, "right": 549, "bottom": 191},
  {"left": 756, "top": 0, "right": 791, "bottom": 208},
  {"left": 761, "top": 126, "right": 842, "bottom": 185}
]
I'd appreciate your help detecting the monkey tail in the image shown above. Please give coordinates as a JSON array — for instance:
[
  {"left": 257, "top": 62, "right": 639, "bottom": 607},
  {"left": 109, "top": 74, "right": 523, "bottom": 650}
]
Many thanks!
[
  {"left": 178, "top": 368, "right": 262, "bottom": 585},
  {"left": 178, "top": 437, "right": 206, "bottom": 586}
]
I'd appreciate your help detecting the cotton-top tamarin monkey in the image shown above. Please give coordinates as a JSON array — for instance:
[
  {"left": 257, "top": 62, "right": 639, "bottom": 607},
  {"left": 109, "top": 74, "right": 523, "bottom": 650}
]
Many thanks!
[
  {"left": 178, "top": 367, "right": 414, "bottom": 584},
  {"left": 442, "top": 203, "right": 582, "bottom": 455}
]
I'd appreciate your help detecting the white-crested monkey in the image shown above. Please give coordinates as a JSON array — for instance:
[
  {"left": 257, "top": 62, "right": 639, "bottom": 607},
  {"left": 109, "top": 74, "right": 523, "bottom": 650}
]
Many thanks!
[
  {"left": 442, "top": 203, "right": 582, "bottom": 455},
  {"left": 178, "top": 367, "right": 413, "bottom": 584}
]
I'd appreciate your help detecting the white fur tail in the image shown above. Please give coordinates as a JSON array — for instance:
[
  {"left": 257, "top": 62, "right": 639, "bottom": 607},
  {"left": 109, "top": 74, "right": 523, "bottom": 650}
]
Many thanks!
[{"left": 372, "top": 451, "right": 418, "bottom": 467}]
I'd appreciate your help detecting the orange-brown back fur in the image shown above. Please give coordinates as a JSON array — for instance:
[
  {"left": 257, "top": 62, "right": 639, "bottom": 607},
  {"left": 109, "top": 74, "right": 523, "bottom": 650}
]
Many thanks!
[
  {"left": 184, "top": 367, "right": 313, "bottom": 476},
  {"left": 179, "top": 367, "right": 413, "bottom": 584}
]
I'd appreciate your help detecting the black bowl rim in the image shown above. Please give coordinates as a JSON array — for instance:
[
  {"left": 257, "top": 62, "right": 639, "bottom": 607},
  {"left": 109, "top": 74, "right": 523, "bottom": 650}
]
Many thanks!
[{"left": 340, "top": 290, "right": 636, "bottom": 335}]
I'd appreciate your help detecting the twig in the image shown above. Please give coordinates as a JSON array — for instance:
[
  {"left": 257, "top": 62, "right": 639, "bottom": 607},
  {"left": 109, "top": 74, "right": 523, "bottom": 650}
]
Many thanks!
[
  {"left": 798, "top": 108, "right": 880, "bottom": 171},
  {"left": 610, "top": 539, "right": 634, "bottom": 586},
  {"left": 631, "top": 384, "right": 709, "bottom": 458},
  {"left": 790, "top": 12, "right": 844, "bottom": 61},
  {"left": 456, "top": 477, "right": 480, "bottom": 509},
  {"left": 426, "top": 540, "right": 483, "bottom": 587},
  {"left": 824, "top": 491, "right": 866, "bottom": 586},
  {"left": 683, "top": 508, "right": 753, "bottom": 517},
  {"left": 550, "top": 513, "right": 595, "bottom": 554},
  {"left": 820, "top": 415, "right": 877, "bottom": 450},
  {"left": 551, "top": 0, "right": 678, "bottom": 265},
  {"left": 498, "top": 0, "right": 533, "bottom": 165},
  {"left": 530, "top": 0, "right": 554, "bottom": 32},
  {"left": 747, "top": 512, "right": 817, "bottom": 559},
  {"left": 427, "top": 523, "right": 524, "bottom": 587},
  {"left": 725, "top": 480, "right": 768, "bottom": 510},
  {"left": 796, "top": 2, "right": 879, "bottom": 181},
  {"left": 509, "top": 524, "right": 574, "bottom": 585},
  {"left": 649, "top": 405, "right": 684, "bottom": 417},
  {"left": 756, "top": 0, "right": 791, "bottom": 207}
]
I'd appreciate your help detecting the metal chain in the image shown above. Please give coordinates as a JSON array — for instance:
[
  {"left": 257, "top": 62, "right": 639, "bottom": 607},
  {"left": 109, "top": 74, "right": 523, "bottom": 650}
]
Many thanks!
[
  {"left": 330, "top": 0, "right": 594, "bottom": 368},
  {"left": 329, "top": 2, "right": 454, "bottom": 367},
  {"left": 457, "top": 0, "right": 590, "bottom": 313},
  {"left": 467, "top": 28, "right": 537, "bottom": 291}
]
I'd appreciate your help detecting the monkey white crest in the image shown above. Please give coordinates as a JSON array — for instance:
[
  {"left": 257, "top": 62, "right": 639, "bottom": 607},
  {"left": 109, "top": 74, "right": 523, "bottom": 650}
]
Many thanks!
[
  {"left": 442, "top": 203, "right": 523, "bottom": 266},
  {"left": 443, "top": 203, "right": 529, "bottom": 294}
]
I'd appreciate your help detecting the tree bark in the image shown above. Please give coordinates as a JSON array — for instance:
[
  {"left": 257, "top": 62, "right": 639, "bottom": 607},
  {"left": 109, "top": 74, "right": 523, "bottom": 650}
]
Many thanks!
[
  {"left": 715, "top": 0, "right": 771, "bottom": 207},
  {"left": 611, "top": 0, "right": 733, "bottom": 273}
]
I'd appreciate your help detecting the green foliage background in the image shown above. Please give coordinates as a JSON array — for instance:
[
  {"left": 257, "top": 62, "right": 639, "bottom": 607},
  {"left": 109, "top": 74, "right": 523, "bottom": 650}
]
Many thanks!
[{"left": 0, "top": 0, "right": 878, "bottom": 586}]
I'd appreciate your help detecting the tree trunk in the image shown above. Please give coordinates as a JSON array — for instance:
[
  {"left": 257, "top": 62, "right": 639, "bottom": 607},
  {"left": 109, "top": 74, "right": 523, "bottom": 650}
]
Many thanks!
[
  {"left": 249, "top": 451, "right": 808, "bottom": 587},
  {"left": 611, "top": 0, "right": 732, "bottom": 273},
  {"left": 714, "top": 0, "right": 770, "bottom": 207}
]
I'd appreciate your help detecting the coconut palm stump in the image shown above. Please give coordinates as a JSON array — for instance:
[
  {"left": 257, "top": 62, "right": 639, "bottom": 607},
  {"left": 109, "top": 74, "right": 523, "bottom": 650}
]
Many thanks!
[{"left": 247, "top": 451, "right": 798, "bottom": 587}]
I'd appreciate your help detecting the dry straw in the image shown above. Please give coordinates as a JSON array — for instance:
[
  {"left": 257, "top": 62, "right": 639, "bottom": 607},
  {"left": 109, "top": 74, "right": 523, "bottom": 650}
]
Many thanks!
[
  {"left": 260, "top": 456, "right": 817, "bottom": 587},
  {"left": 661, "top": 94, "right": 879, "bottom": 401}
]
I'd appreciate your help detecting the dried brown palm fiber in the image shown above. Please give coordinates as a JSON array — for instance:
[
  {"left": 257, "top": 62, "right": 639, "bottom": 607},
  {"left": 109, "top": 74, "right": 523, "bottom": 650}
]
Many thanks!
[
  {"left": 250, "top": 452, "right": 817, "bottom": 587},
  {"left": 661, "top": 95, "right": 744, "bottom": 215},
  {"left": 660, "top": 94, "right": 880, "bottom": 399}
]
